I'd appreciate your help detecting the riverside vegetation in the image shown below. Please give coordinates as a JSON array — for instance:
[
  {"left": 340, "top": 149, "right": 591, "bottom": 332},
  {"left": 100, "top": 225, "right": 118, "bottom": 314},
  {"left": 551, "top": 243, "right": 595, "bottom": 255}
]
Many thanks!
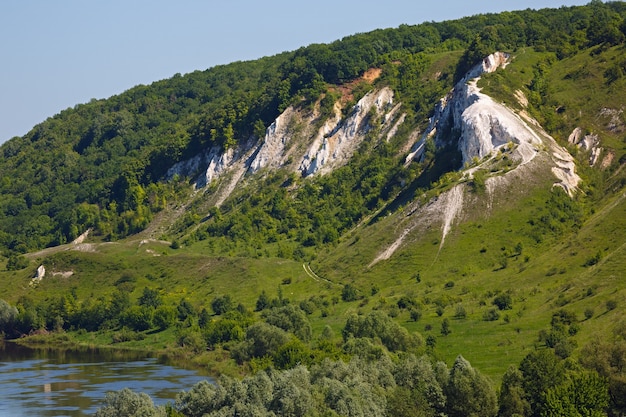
[{"left": 2, "top": 2, "right": 626, "bottom": 416}]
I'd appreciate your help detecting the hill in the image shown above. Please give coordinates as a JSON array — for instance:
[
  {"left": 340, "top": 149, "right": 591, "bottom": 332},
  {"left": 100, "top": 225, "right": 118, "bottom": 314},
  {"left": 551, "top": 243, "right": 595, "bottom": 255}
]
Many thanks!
[{"left": 1, "top": 2, "right": 626, "bottom": 416}]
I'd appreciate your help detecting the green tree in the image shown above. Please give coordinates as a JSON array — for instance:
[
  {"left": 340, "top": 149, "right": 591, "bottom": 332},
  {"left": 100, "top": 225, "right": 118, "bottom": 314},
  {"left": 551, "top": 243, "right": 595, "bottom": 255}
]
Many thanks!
[
  {"left": 211, "top": 295, "right": 233, "bottom": 315},
  {"left": 153, "top": 306, "right": 176, "bottom": 330},
  {"left": 177, "top": 298, "right": 196, "bottom": 321},
  {"left": 263, "top": 305, "right": 312, "bottom": 342},
  {"left": 498, "top": 365, "right": 531, "bottom": 417},
  {"left": 138, "top": 287, "right": 162, "bottom": 309},
  {"left": 255, "top": 290, "right": 270, "bottom": 312},
  {"left": 121, "top": 305, "right": 153, "bottom": 331},
  {"left": 541, "top": 372, "right": 609, "bottom": 417},
  {"left": 441, "top": 318, "right": 451, "bottom": 336},
  {"left": 94, "top": 388, "right": 166, "bottom": 417},
  {"left": 519, "top": 349, "right": 566, "bottom": 417},
  {"left": 231, "top": 322, "right": 290, "bottom": 364},
  {"left": 341, "top": 284, "right": 358, "bottom": 302},
  {"left": 493, "top": 293, "right": 513, "bottom": 311},
  {"left": 0, "top": 299, "right": 18, "bottom": 335},
  {"left": 6, "top": 255, "right": 29, "bottom": 271},
  {"left": 445, "top": 355, "right": 497, "bottom": 417}
]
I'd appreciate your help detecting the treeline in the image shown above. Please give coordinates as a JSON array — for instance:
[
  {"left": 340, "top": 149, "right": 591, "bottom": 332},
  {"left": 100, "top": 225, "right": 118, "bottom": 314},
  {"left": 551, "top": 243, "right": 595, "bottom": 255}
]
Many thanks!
[{"left": 0, "top": 3, "right": 625, "bottom": 255}]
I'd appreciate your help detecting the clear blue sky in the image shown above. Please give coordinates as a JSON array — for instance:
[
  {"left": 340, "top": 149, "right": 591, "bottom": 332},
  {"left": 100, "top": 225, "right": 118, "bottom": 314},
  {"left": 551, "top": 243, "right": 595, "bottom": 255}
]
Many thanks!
[{"left": 0, "top": 1, "right": 591, "bottom": 143}]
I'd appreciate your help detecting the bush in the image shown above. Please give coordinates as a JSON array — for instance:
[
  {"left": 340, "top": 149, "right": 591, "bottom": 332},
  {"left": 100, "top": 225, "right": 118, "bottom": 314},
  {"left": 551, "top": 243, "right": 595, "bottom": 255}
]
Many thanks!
[
  {"left": 606, "top": 299, "right": 618, "bottom": 311},
  {"left": 410, "top": 309, "right": 422, "bottom": 322},
  {"left": 6, "top": 255, "right": 29, "bottom": 271},
  {"left": 211, "top": 295, "right": 233, "bottom": 315},
  {"left": 483, "top": 308, "right": 500, "bottom": 321},
  {"left": 94, "top": 388, "right": 166, "bottom": 417},
  {"left": 441, "top": 318, "right": 451, "bottom": 336},
  {"left": 341, "top": 284, "right": 358, "bottom": 302},
  {"left": 493, "top": 293, "right": 513, "bottom": 310},
  {"left": 454, "top": 304, "right": 467, "bottom": 319}
]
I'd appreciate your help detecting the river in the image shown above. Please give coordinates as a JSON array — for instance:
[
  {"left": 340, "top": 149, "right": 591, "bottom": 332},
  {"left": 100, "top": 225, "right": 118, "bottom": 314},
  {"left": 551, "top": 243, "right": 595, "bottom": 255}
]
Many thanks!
[{"left": 0, "top": 342, "right": 212, "bottom": 416}]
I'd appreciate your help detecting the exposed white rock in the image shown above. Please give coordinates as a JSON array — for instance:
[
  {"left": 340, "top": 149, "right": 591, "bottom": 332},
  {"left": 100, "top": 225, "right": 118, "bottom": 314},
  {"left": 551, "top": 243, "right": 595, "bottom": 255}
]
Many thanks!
[
  {"left": 248, "top": 107, "right": 296, "bottom": 173},
  {"left": 166, "top": 138, "right": 257, "bottom": 189},
  {"left": 568, "top": 127, "right": 602, "bottom": 167},
  {"left": 413, "top": 52, "right": 543, "bottom": 166},
  {"left": 72, "top": 228, "right": 91, "bottom": 245},
  {"left": 31, "top": 265, "right": 46, "bottom": 286},
  {"left": 299, "top": 87, "right": 395, "bottom": 176}
]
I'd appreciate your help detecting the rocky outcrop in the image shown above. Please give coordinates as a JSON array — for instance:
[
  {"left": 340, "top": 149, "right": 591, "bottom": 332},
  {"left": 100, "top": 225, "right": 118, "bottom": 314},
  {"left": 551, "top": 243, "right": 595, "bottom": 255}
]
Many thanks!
[
  {"left": 166, "top": 83, "right": 406, "bottom": 194},
  {"left": 299, "top": 87, "right": 396, "bottom": 176},
  {"left": 407, "top": 52, "right": 542, "bottom": 166},
  {"left": 568, "top": 127, "right": 602, "bottom": 167},
  {"left": 248, "top": 107, "right": 298, "bottom": 174}
]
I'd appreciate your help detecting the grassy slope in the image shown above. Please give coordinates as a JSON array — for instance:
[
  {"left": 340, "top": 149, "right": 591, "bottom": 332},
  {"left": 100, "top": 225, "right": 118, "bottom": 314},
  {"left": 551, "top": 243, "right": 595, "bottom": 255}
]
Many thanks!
[{"left": 2, "top": 47, "right": 626, "bottom": 384}]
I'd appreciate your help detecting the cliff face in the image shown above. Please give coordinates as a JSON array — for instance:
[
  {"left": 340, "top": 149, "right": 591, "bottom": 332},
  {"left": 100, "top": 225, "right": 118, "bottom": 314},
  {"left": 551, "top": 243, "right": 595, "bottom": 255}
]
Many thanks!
[
  {"left": 166, "top": 52, "right": 581, "bottom": 225},
  {"left": 166, "top": 86, "right": 403, "bottom": 201},
  {"left": 406, "top": 53, "right": 541, "bottom": 165}
]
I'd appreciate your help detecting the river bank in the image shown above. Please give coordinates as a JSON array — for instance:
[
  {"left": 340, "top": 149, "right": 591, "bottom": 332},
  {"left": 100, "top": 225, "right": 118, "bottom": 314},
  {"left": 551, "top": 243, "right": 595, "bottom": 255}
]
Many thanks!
[{"left": 8, "top": 329, "right": 242, "bottom": 379}]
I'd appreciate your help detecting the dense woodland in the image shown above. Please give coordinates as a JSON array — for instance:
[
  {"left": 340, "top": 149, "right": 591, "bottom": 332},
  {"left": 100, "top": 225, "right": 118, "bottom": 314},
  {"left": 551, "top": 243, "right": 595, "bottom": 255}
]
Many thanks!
[{"left": 2, "top": 1, "right": 626, "bottom": 416}]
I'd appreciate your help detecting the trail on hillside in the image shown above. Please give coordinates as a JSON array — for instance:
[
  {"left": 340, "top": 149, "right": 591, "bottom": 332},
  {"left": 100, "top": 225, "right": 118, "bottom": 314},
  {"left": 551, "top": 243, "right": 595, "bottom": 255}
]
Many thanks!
[{"left": 302, "top": 263, "right": 338, "bottom": 286}]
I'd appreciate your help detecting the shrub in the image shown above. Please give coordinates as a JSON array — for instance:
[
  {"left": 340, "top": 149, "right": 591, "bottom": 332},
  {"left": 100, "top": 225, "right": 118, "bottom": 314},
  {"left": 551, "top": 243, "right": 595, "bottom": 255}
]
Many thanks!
[
  {"left": 493, "top": 293, "right": 513, "bottom": 310},
  {"left": 410, "top": 309, "right": 422, "bottom": 322},
  {"left": 341, "top": 284, "right": 358, "bottom": 302},
  {"left": 94, "top": 388, "right": 166, "bottom": 417},
  {"left": 211, "top": 295, "right": 233, "bottom": 315},
  {"left": 441, "top": 318, "right": 451, "bottom": 336},
  {"left": 483, "top": 308, "right": 500, "bottom": 321},
  {"left": 454, "top": 304, "right": 467, "bottom": 319}
]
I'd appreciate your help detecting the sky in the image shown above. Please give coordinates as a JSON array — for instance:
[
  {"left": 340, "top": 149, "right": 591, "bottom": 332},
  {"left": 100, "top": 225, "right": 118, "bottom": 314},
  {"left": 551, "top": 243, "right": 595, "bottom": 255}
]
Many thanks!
[{"left": 0, "top": 1, "right": 592, "bottom": 143}]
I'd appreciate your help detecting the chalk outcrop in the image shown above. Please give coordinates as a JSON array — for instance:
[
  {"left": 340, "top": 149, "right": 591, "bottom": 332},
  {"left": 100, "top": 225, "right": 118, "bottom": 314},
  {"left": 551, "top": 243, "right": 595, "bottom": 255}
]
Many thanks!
[
  {"left": 299, "top": 87, "right": 396, "bottom": 176},
  {"left": 568, "top": 127, "right": 602, "bottom": 167},
  {"left": 407, "top": 52, "right": 542, "bottom": 166}
]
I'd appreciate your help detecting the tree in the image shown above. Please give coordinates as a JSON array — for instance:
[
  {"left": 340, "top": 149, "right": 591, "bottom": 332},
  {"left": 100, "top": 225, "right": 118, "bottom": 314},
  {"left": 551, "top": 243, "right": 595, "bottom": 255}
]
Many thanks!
[
  {"left": 445, "top": 355, "right": 497, "bottom": 417},
  {"left": 6, "top": 254, "right": 29, "bottom": 271},
  {"left": 153, "top": 306, "right": 176, "bottom": 330},
  {"left": 256, "top": 291, "right": 270, "bottom": 311},
  {"left": 231, "top": 322, "right": 290, "bottom": 363},
  {"left": 0, "top": 299, "right": 18, "bottom": 335},
  {"left": 121, "top": 306, "right": 153, "bottom": 331},
  {"left": 94, "top": 388, "right": 166, "bottom": 417},
  {"left": 493, "top": 293, "right": 513, "bottom": 311},
  {"left": 498, "top": 365, "right": 531, "bottom": 417},
  {"left": 519, "top": 349, "right": 566, "bottom": 416},
  {"left": 177, "top": 298, "right": 196, "bottom": 321},
  {"left": 211, "top": 295, "right": 233, "bottom": 315},
  {"left": 441, "top": 318, "right": 451, "bottom": 336},
  {"left": 138, "top": 287, "right": 162, "bottom": 309},
  {"left": 541, "top": 372, "right": 609, "bottom": 417},
  {"left": 341, "top": 284, "right": 358, "bottom": 302},
  {"left": 263, "top": 305, "right": 312, "bottom": 342}
]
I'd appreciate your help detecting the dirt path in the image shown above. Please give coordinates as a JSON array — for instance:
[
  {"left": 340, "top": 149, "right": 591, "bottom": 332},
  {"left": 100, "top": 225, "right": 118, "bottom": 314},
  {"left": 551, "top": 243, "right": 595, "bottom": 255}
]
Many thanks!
[{"left": 302, "top": 263, "right": 338, "bottom": 286}]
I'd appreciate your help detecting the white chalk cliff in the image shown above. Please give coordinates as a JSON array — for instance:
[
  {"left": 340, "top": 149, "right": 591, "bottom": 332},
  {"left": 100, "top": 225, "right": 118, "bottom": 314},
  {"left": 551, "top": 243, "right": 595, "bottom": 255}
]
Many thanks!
[{"left": 299, "top": 87, "right": 396, "bottom": 176}]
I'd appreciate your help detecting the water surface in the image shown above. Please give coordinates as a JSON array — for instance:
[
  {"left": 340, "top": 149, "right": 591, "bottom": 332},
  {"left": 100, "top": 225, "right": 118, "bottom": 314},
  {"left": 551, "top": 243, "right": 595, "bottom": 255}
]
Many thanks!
[{"left": 0, "top": 342, "right": 212, "bottom": 416}]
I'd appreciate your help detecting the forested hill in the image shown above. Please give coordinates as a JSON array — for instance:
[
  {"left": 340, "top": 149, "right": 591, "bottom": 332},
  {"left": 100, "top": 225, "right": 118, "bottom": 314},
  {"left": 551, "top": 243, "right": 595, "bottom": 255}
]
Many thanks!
[
  {"left": 3, "top": 2, "right": 626, "bottom": 416},
  {"left": 0, "top": 1, "right": 624, "bottom": 255}
]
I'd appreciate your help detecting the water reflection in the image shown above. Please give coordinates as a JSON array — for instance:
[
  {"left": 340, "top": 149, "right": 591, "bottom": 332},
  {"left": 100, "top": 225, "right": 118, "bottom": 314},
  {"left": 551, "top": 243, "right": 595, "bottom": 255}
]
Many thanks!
[{"left": 0, "top": 342, "right": 212, "bottom": 417}]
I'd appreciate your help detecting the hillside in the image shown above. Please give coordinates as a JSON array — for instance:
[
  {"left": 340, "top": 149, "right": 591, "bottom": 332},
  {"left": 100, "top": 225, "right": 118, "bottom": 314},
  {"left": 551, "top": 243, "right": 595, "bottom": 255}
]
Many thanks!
[{"left": 2, "top": 2, "right": 626, "bottom": 416}]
